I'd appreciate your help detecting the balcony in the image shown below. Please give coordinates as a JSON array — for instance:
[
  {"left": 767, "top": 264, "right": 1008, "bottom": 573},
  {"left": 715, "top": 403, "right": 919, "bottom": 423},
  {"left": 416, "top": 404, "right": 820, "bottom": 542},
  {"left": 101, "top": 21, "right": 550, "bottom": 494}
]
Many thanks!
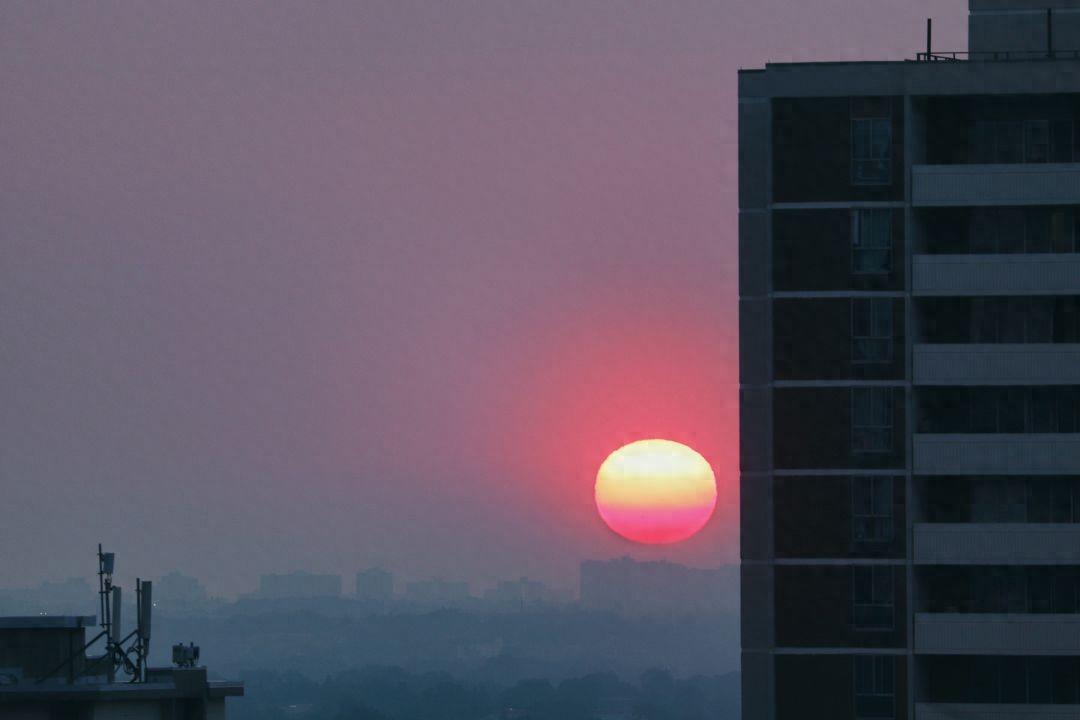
[
  {"left": 912, "top": 163, "right": 1080, "bottom": 207},
  {"left": 913, "top": 254, "right": 1080, "bottom": 296},
  {"left": 915, "top": 613, "right": 1080, "bottom": 654},
  {"left": 913, "top": 434, "right": 1080, "bottom": 475},
  {"left": 917, "top": 704, "right": 1080, "bottom": 720},
  {"left": 913, "top": 344, "right": 1080, "bottom": 385},
  {"left": 914, "top": 523, "right": 1080, "bottom": 565}
]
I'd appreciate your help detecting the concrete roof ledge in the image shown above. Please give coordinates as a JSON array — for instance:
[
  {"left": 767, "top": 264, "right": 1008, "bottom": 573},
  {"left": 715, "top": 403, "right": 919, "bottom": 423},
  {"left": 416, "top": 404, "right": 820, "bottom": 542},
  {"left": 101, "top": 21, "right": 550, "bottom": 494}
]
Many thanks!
[{"left": 0, "top": 617, "right": 96, "bottom": 630}]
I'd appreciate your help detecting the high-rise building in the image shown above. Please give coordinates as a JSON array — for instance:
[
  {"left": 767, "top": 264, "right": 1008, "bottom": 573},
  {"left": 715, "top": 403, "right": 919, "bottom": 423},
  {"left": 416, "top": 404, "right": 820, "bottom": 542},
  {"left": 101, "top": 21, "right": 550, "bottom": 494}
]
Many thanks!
[
  {"left": 580, "top": 557, "right": 737, "bottom": 616},
  {"left": 356, "top": 567, "right": 394, "bottom": 601},
  {"left": 255, "top": 572, "right": 342, "bottom": 599},
  {"left": 740, "top": 2, "right": 1080, "bottom": 718}
]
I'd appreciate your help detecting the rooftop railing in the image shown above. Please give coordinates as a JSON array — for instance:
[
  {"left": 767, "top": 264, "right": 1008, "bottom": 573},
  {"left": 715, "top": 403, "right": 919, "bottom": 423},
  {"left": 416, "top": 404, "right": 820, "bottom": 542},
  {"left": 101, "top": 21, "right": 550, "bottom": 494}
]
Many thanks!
[{"left": 915, "top": 50, "right": 1080, "bottom": 62}]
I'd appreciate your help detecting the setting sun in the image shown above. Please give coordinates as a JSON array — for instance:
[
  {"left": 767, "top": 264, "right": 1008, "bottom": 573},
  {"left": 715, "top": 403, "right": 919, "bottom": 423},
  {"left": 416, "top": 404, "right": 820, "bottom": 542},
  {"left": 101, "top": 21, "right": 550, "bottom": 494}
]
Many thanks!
[{"left": 594, "top": 439, "right": 717, "bottom": 545}]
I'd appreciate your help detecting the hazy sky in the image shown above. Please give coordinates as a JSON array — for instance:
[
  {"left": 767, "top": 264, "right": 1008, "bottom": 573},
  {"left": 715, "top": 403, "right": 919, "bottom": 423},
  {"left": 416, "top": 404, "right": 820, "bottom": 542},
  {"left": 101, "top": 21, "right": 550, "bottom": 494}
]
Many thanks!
[{"left": 0, "top": 1, "right": 966, "bottom": 596}]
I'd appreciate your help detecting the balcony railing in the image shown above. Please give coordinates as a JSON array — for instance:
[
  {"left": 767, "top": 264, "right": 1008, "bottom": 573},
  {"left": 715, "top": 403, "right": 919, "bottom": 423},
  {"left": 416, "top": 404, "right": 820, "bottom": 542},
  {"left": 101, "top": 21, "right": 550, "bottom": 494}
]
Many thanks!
[
  {"left": 913, "top": 254, "right": 1080, "bottom": 296},
  {"left": 913, "top": 344, "right": 1080, "bottom": 385},
  {"left": 914, "top": 434, "right": 1080, "bottom": 475},
  {"left": 914, "top": 523, "right": 1080, "bottom": 565},
  {"left": 917, "top": 704, "right": 1080, "bottom": 720},
  {"left": 912, "top": 164, "right": 1080, "bottom": 207},
  {"left": 915, "top": 613, "right": 1080, "bottom": 654}
]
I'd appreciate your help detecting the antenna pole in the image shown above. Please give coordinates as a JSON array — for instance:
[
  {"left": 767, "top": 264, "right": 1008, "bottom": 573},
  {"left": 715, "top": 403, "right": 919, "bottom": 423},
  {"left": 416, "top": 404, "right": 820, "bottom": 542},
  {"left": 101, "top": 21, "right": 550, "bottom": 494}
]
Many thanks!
[
  {"left": 1049, "top": 8, "right": 1054, "bottom": 58},
  {"left": 97, "top": 545, "right": 106, "bottom": 640},
  {"left": 926, "top": 18, "right": 932, "bottom": 59}
]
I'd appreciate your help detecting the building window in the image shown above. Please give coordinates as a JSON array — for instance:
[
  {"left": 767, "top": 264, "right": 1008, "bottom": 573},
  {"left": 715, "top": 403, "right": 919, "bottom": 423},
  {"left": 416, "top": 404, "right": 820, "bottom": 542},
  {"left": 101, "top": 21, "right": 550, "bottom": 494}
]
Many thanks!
[
  {"left": 852, "top": 388, "right": 892, "bottom": 453},
  {"left": 852, "top": 298, "right": 893, "bottom": 363},
  {"left": 854, "top": 656, "right": 895, "bottom": 719},
  {"left": 852, "top": 117, "right": 892, "bottom": 185},
  {"left": 853, "top": 476, "right": 894, "bottom": 544},
  {"left": 853, "top": 566, "right": 894, "bottom": 630},
  {"left": 853, "top": 210, "right": 892, "bottom": 274},
  {"left": 973, "top": 120, "right": 1074, "bottom": 164}
]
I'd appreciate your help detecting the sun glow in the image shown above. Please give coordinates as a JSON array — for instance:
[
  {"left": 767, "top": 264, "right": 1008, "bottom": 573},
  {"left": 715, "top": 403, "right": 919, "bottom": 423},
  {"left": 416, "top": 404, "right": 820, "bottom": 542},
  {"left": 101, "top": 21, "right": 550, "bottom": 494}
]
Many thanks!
[{"left": 594, "top": 439, "right": 717, "bottom": 544}]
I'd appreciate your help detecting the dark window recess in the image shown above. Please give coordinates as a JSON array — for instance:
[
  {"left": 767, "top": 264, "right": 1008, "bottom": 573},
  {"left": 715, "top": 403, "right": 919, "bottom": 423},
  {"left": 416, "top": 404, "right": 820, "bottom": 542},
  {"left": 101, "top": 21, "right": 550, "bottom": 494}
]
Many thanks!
[
  {"left": 923, "top": 656, "right": 1080, "bottom": 704},
  {"left": 852, "top": 117, "right": 892, "bottom": 185},
  {"left": 853, "top": 566, "right": 894, "bottom": 631},
  {"left": 972, "top": 120, "right": 1074, "bottom": 164},
  {"left": 853, "top": 476, "right": 894, "bottom": 544},
  {"left": 853, "top": 298, "right": 893, "bottom": 363},
  {"left": 854, "top": 656, "right": 895, "bottom": 719},
  {"left": 971, "top": 297, "right": 1053, "bottom": 343},
  {"left": 918, "top": 387, "right": 1080, "bottom": 434},
  {"left": 919, "top": 296, "right": 1080, "bottom": 344},
  {"left": 853, "top": 209, "right": 892, "bottom": 274},
  {"left": 969, "top": 207, "right": 1078, "bottom": 254},
  {"left": 852, "top": 388, "right": 893, "bottom": 453}
]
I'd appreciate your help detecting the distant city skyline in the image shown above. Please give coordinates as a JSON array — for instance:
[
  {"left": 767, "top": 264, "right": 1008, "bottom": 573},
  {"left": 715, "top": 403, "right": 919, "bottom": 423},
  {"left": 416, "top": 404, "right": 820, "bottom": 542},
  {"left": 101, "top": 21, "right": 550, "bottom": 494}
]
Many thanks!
[{"left": 0, "top": 1, "right": 966, "bottom": 597}]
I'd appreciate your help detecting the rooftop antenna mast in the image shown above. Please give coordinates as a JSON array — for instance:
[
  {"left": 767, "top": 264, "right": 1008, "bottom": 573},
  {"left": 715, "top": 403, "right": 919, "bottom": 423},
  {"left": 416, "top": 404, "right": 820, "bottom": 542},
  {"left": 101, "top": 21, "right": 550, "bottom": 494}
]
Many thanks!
[
  {"left": 96, "top": 547, "right": 153, "bottom": 682},
  {"left": 1048, "top": 8, "right": 1055, "bottom": 59}
]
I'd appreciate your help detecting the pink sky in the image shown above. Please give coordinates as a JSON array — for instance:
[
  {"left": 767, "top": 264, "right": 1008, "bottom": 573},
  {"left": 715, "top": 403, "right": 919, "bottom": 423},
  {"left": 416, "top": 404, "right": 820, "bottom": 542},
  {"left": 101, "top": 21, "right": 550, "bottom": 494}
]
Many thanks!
[{"left": 0, "top": 1, "right": 966, "bottom": 596}]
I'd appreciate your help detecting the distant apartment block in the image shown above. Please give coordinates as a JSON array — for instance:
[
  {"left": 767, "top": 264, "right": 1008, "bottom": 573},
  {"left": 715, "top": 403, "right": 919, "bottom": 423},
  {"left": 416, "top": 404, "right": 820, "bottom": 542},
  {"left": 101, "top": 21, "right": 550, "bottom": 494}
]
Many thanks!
[
  {"left": 156, "top": 571, "right": 210, "bottom": 613},
  {"left": 580, "top": 557, "right": 737, "bottom": 616},
  {"left": 0, "top": 577, "right": 92, "bottom": 616},
  {"left": 356, "top": 567, "right": 394, "bottom": 601},
  {"left": 482, "top": 577, "right": 555, "bottom": 611},
  {"left": 256, "top": 571, "right": 342, "bottom": 599},
  {"left": 739, "top": 1, "right": 1080, "bottom": 718},
  {"left": 403, "top": 578, "right": 470, "bottom": 607}
]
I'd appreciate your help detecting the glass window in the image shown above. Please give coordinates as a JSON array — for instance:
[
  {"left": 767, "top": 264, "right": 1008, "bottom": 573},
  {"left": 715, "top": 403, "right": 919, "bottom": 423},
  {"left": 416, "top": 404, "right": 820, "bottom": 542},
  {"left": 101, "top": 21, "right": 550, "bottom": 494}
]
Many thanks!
[
  {"left": 1029, "top": 480, "right": 1053, "bottom": 523},
  {"left": 998, "top": 122, "right": 1024, "bottom": 164},
  {"left": 1000, "top": 388, "right": 1027, "bottom": 434},
  {"left": 1026, "top": 298, "right": 1054, "bottom": 342},
  {"left": 1000, "top": 657, "right": 1026, "bottom": 702},
  {"left": 971, "top": 389, "right": 999, "bottom": 434},
  {"left": 1058, "top": 388, "right": 1080, "bottom": 434},
  {"left": 1030, "top": 568, "right": 1055, "bottom": 612},
  {"left": 1050, "top": 208, "right": 1076, "bottom": 253},
  {"left": 970, "top": 208, "right": 998, "bottom": 252},
  {"left": 853, "top": 566, "right": 894, "bottom": 630},
  {"left": 1000, "top": 298, "right": 1027, "bottom": 343},
  {"left": 852, "top": 388, "right": 893, "bottom": 453},
  {"left": 1026, "top": 208, "right": 1051, "bottom": 252},
  {"left": 997, "top": 208, "right": 1026, "bottom": 253},
  {"left": 854, "top": 656, "right": 895, "bottom": 719},
  {"left": 853, "top": 476, "right": 894, "bottom": 544},
  {"left": 972, "top": 121, "right": 995, "bottom": 164},
  {"left": 1031, "top": 388, "right": 1057, "bottom": 433},
  {"left": 1026, "top": 120, "right": 1051, "bottom": 163},
  {"left": 853, "top": 209, "right": 892, "bottom": 274},
  {"left": 971, "top": 298, "right": 999, "bottom": 343},
  {"left": 1052, "top": 120, "right": 1074, "bottom": 163},
  {"left": 852, "top": 117, "right": 892, "bottom": 185},
  {"left": 853, "top": 298, "right": 893, "bottom": 364},
  {"left": 1029, "top": 658, "right": 1055, "bottom": 703}
]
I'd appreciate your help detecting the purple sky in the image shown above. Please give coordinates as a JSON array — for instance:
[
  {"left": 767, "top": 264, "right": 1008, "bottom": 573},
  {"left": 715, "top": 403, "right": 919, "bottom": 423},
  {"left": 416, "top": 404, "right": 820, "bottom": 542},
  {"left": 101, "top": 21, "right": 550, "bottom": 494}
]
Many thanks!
[{"left": 0, "top": 1, "right": 966, "bottom": 596}]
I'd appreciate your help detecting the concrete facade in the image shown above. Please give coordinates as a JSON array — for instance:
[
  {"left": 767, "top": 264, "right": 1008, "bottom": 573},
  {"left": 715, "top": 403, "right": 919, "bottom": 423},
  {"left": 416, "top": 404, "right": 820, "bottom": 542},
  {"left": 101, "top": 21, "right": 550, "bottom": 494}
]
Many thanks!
[{"left": 739, "top": 2, "right": 1080, "bottom": 717}]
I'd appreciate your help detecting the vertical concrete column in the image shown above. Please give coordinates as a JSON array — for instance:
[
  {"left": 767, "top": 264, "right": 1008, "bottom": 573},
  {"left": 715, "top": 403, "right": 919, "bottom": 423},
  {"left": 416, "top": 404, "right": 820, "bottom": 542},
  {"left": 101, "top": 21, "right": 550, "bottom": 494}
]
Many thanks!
[{"left": 739, "top": 94, "right": 774, "bottom": 720}]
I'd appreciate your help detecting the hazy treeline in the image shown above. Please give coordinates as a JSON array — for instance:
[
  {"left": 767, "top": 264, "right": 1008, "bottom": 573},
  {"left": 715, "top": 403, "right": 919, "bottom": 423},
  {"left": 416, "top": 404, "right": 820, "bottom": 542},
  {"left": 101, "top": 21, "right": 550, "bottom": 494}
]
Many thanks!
[
  {"left": 156, "top": 607, "right": 738, "bottom": 681},
  {"left": 232, "top": 665, "right": 740, "bottom": 720}
]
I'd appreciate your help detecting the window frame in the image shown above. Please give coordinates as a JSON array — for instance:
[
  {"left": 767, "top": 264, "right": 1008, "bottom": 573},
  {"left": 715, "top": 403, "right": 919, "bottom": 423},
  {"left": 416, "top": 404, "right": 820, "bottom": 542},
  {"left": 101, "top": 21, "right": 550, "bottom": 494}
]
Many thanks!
[
  {"left": 851, "top": 116, "right": 893, "bottom": 186},
  {"left": 854, "top": 655, "right": 896, "bottom": 719},
  {"left": 852, "top": 209, "right": 893, "bottom": 275},
  {"left": 852, "top": 298, "right": 894, "bottom": 364},
  {"left": 852, "top": 387, "right": 893, "bottom": 454},
  {"left": 853, "top": 476, "right": 894, "bottom": 545},
  {"left": 852, "top": 565, "right": 895, "bottom": 631}
]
